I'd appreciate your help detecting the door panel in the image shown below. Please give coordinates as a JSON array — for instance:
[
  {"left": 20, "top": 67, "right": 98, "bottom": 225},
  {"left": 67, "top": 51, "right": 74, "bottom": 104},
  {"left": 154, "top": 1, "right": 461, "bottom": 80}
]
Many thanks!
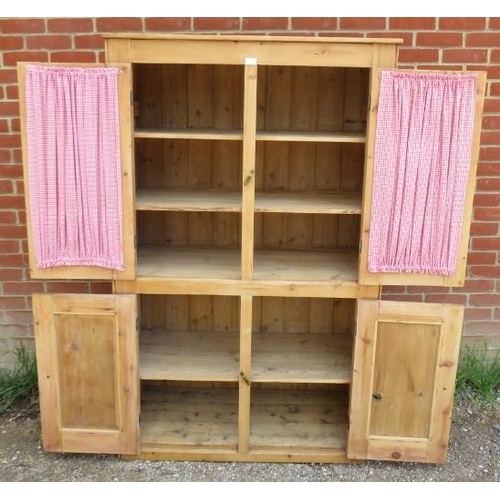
[
  {"left": 370, "top": 322, "right": 439, "bottom": 438},
  {"left": 359, "top": 69, "right": 486, "bottom": 287},
  {"left": 348, "top": 300, "right": 463, "bottom": 463},
  {"left": 33, "top": 294, "right": 139, "bottom": 454},
  {"left": 18, "top": 62, "right": 136, "bottom": 280}
]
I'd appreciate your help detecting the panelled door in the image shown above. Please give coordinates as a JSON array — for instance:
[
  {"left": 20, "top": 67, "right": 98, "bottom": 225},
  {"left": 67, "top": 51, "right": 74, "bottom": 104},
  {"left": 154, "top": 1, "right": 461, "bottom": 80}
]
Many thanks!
[
  {"left": 17, "top": 62, "right": 136, "bottom": 280},
  {"left": 33, "top": 294, "right": 139, "bottom": 454},
  {"left": 348, "top": 300, "right": 463, "bottom": 463},
  {"left": 359, "top": 69, "right": 486, "bottom": 287}
]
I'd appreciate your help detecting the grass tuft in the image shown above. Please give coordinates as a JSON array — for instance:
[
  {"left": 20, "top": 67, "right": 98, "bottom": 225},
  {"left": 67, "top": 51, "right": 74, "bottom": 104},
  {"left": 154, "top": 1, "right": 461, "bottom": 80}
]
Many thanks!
[
  {"left": 0, "top": 343, "right": 38, "bottom": 414},
  {"left": 455, "top": 346, "right": 500, "bottom": 404}
]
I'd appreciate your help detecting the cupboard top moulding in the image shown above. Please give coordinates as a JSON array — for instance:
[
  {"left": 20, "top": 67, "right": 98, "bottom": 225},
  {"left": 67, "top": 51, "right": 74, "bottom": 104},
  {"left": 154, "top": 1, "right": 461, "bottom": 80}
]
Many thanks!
[{"left": 104, "top": 34, "right": 403, "bottom": 67}]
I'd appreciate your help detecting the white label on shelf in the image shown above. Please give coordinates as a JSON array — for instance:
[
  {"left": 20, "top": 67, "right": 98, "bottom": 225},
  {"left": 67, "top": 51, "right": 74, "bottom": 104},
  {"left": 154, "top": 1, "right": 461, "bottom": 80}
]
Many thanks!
[{"left": 245, "top": 57, "right": 258, "bottom": 65}]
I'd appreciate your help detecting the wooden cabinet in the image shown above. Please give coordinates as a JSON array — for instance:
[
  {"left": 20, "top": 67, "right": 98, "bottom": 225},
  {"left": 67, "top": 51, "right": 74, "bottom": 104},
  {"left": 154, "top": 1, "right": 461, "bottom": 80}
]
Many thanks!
[{"left": 18, "top": 35, "right": 486, "bottom": 464}]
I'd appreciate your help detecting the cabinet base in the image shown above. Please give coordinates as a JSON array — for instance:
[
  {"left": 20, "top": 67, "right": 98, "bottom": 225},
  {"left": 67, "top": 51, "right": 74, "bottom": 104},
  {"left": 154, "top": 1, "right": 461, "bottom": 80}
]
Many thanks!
[
  {"left": 131, "top": 384, "right": 353, "bottom": 463},
  {"left": 122, "top": 448, "right": 360, "bottom": 464}
]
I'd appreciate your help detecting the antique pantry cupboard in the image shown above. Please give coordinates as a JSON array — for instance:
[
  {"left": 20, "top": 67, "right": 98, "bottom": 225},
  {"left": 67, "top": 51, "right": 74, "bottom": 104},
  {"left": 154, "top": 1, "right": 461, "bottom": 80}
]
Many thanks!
[{"left": 17, "top": 34, "right": 486, "bottom": 464}]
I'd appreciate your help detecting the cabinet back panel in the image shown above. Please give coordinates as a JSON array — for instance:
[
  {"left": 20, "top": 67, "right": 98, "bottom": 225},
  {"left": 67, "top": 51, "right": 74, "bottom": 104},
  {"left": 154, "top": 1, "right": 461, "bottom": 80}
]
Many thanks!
[
  {"left": 255, "top": 142, "right": 364, "bottom": 193},
  {"left": 254, "top": 213, "right": 360, "bottom": 251},
  {"left": 134, "top": 63, "right": 243, "bottom": 192},
  {"left": 135, "top": 139, "right": 242, "bottom": 190},
  {"left": 253, "top": 297, "right": 355, "bottom": 335},
  {"left": 141, "top": 296, "right": 354, "bottom": 335},
  {"left": 134, "top": 65, "right": 369, "bottom": 132},
  {"left": 140, "top": 295, "right": 240, "bottom": 332},
  {"left": 134, "top": 64, "right": 244, "bottom": 129},
  {"left": 257, "top": 67, "right": 369, "bottom": 133},
  {"left": 137, "top": 212, "right": 241, "bottom": 247}
]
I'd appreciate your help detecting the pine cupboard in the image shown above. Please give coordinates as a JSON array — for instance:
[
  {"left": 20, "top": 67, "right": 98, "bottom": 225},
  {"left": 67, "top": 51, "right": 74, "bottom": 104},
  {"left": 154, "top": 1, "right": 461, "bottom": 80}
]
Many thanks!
[{"left": 17, "top": 35, "right": 486, "bottom": 464}]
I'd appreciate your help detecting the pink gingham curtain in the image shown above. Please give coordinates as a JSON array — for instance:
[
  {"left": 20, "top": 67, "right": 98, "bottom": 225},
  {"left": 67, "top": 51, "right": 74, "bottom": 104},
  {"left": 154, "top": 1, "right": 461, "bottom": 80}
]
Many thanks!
[
  {"left": 25, "top": 65, "right": 124, "bottom": 270},
  {"left": 368, "top": 71, "right": 477, "bottom": 275}
]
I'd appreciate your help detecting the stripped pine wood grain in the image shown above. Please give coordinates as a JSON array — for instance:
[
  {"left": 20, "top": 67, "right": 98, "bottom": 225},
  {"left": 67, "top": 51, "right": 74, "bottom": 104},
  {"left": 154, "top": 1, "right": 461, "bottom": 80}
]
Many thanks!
[
  {"left": 136, "top": 246, "right": 360, "bottom": 283},
  {"left": 140, "top": 385, "right": 239, "bottom": 448},
  {"left": 253, "top": 249, "right": 358, "bottom": 282},
  {"left": 238, "top": 295, "right": 253, "bottom": 453},
  {"left": 252, "top": 332, "right": 352, "bottom": 383},
  {"left": 317, "top": 67, "right": 345, "bottom": 132},
  {"left": 106, "top": 34, "right": 400, "bottom": 65},
  {"left": 135, "top": 189, "right": 242, "bottom": 212},
  {"left": 241, "top": 61, "right": 258, "bottom": 280},
  {"left": 348, "top": 300, "right": 465, "bottom": 463},
  {"left": 140, "top": 331, "right": 239, "bottom": 381},
  {"left": 33, "top": 294, "right": 139, "bottom": 454},
  {"left": 249, "top": 388, "right": 349, "bottom": 449},
  {"left": 135, "top": 65, "right": 164, "bottom": 187},
  {"left": 136, "top": 189, "right": 361, "bottom": 214}
]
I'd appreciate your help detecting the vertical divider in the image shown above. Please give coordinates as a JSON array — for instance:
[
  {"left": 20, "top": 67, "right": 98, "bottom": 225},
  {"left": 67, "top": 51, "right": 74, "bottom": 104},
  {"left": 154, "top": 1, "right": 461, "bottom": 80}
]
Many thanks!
[
  {"left": 241, "top": 59, "right": 258, "bottom": 280},
  {"left": 239, "top": 58, "right": 257, "bottom": 453},
  {"left": 358, "top": 68, "right": 381, "bottom": 287},
  {"left": 238, "top": 294, "right": 253, "bottom": 453}
]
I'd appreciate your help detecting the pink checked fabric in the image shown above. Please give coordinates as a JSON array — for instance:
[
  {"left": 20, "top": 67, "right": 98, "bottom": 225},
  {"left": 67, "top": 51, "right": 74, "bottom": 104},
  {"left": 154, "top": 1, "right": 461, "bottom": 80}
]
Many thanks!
[
  {"left": 368, "top": 71, "right": 477, "bottom": 275},
  {"left": 25, "top": 65, "right": 124, "bottom": 270}
]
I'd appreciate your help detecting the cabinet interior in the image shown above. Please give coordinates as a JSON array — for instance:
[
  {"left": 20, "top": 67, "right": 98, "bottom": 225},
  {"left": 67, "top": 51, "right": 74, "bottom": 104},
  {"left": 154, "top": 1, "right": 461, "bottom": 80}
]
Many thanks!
[
  {"left": 132, "top": 58, "right": 367, "bottom": 455},
  {"left": 139, "top": 294, "right": 354, "bottom": 452},
  {"left": 133, "top": 63, "right": 366, "bottom": 283}
]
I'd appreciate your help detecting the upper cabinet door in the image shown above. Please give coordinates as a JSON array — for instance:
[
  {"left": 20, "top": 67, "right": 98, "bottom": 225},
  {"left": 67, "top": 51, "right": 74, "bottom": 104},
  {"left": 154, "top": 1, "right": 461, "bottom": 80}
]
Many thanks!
[
  {"left": 18, "top": 63, "right": 135, "bottom": 280},
  {"left": 348, "top": 300, "right": 463, "bottom": 464},
  {"left": 359, "top": 69, "right": 486, "bottom": 287}
]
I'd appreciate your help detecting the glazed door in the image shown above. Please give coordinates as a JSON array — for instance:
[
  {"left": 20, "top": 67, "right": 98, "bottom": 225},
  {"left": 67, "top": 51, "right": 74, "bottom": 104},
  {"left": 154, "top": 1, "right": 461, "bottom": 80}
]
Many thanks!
[
  {"left": 348, "top": 300, "right": 463, "bottom": 463},
  {"left": 33, "top": 294, "right": 139, "bottom": 454}
]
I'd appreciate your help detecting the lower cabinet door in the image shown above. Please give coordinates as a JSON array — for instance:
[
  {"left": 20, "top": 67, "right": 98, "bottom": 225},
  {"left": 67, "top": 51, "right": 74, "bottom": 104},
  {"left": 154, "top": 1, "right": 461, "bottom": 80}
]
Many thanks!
[
  {"left": 33, "top": 293, "right": 139, "bottom": 454},
  {"left": 348, "top": 300, "right": 464, "bottom": 464}
]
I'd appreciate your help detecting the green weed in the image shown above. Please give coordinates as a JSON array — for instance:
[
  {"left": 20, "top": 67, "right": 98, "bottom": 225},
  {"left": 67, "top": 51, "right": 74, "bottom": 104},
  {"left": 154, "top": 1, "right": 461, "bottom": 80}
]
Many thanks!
[
  {"left": 455, "top": 346, "right": 500, "bottom": 404},
  {"left": 0, "top": 343, "right": 38, "bottom": 414}
]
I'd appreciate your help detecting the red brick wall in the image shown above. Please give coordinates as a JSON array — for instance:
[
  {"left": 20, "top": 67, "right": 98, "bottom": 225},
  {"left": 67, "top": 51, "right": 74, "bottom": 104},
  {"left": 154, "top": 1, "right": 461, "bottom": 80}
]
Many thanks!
[{"left": 1, "top": 17, "right": 499, "bottom": 365}]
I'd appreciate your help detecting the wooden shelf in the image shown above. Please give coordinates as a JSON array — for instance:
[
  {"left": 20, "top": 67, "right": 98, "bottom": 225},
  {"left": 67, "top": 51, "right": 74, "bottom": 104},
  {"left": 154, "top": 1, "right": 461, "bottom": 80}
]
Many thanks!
[
  {"left": 252, "top": 332, "right": 352, "bottom": 383},
  {"left": 250, "top": 387, "right": 348, "bottom": 450},
  {"left": 134, "top": 128, "right": 365, "bottom": 144},
  {"left": 136, "top": 189, "right": 241, "bottom": 212},
  {"left": 256, "top": 131, "right": 366, "bottom": 143},
  {"left": 255, "top": 192, "right": 362, "bottom": 214},
  {"left": 140, "top": 330, "right": 239, "bottom": 382},
  {"left": 140, "top": 385, "right": 239, "bottom": 449},
  {"left": 135, "top": 128, "right": 243, "bottom": 140},
  {"left": 253, "top": 250, "right": 358, "bottom": 283},
  {"left": 137, "top": 246, "right": 240, "bottom": 280},
  {"left": 139, "top": 384, "right": 348, "bottom": 453},
  {"left": 136, "top": 189, "right": 362, "bottom": 214},
  {"left": 139, "top": 330, "right": 351, "bottom": 384},
  {"left": 137, "top": 246, "right": 358, "bottom": 284}
]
